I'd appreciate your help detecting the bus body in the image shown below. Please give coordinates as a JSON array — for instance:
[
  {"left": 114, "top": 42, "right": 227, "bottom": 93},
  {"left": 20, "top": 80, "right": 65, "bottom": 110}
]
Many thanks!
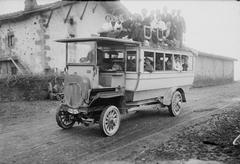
[{"left": 55, "top": 37, "right": 194, "bottom": 136}]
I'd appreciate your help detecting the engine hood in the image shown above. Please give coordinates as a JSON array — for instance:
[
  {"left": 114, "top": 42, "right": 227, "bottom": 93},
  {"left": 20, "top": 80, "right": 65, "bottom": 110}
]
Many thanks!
[{"left": 63, "top": 74, "right": 91, "bottom": 108}]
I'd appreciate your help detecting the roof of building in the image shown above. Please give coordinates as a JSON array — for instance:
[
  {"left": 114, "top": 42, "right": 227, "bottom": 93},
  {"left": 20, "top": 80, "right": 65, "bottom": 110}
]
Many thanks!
[
  {"left": 198, "top": 51, "right": 237, "bottom": 61},
  {"left": 0, "top": 0, "right": 128, "bottom": 24},
  {"left": 0, "top": 55, "right": 19, "bottom": 62}
]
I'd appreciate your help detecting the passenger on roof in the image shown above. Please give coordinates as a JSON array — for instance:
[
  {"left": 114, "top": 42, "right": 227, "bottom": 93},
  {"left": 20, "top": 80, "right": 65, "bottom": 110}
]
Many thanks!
[
  {"left": 175, "top": 10, "right": 186, "bottom": 48},
  {"left": 98, "top": 15, "right": 113, "bottom": 36},
  {"left": 131, "top": 13, "right": 144, "bottom": 42},
  {"left": 161, "top": 6, "right": 171, "bottom": 23},
  {"left": 156, "top": 12, "right": 167, "bottom": 41}
]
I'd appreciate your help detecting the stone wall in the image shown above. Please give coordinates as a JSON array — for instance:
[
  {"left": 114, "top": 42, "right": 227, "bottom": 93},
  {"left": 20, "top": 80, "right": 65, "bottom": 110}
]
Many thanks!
[{"left": 0, "top": 74, "right": 63, "bottom": 102}]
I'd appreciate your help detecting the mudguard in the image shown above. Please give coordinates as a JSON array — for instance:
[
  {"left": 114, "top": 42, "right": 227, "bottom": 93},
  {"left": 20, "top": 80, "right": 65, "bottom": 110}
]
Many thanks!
[{"left": 162, "top": 87, "right": 186, "bottom": 106}]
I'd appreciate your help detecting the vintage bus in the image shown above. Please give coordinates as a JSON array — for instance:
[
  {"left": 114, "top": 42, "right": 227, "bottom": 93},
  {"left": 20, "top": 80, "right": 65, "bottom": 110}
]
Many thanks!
[{"left": 55, "top": 37, "right": 194, "bottom": 136}]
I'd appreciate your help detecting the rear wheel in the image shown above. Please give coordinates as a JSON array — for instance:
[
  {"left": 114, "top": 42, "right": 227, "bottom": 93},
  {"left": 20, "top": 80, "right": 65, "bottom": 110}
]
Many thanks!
[
  {"left": 168, "top": 91, "right": 182, "bottom": 116},
  {"left": 56, "top": 106, "right": 75, "bottom": 129},
  {"left": 99, "top": 106, "right": 121, "bottom": 136}
]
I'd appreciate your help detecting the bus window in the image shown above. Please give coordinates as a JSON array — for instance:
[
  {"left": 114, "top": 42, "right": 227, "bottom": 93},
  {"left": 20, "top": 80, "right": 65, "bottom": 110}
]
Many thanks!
[
  {"left": 127, "top": 51, "right": 137, "bottom": 72},
  {"left": 188, "top": 56, "right": 193, "bottom": 71},
  {"left": 182, "top": 55, "right": 193, "bottom": 71},
  {"left": 144, "top": 51, "right": 154, "bottom": 72},
  {"left": 173, "top": 54, "right": 182, "bottom": 71},
  {"left": 68, "top": 42, "right": 96, "bottom": 64},
  {"left": 165, "top": 54, "right": 173, "bottom": 71},
  {"left": 98, "top": 50, "right": 124, "bottom": 72},
  {"left": 156, "top": 53, "right": 164, "bottom": 71}
]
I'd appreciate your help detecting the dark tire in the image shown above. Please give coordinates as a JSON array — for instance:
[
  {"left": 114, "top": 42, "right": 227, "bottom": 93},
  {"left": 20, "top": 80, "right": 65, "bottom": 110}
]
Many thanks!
[
  {"left": 99, "top": 106, "right": 121, "bottom": 136},
  {"left": 168, "top": 91, "right": 182, "bottom": 117},
  {"left": 56, "top": 106, "right": 75, "bottom": 129}
]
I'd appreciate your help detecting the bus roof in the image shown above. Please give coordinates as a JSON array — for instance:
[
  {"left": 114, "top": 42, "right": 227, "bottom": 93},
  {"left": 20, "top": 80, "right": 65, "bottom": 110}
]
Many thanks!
[
  {"left": 56, "top": 37, "right": 141, "bottom": 47},
  {"left": 56, "top": 37, "right": 196, "bottom": 55}
]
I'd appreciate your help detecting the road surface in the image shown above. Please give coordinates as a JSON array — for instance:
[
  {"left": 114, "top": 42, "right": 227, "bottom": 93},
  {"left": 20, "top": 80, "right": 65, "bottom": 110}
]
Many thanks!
[{"left": 0, "top": 82, "right": 240, "bottom": 164}]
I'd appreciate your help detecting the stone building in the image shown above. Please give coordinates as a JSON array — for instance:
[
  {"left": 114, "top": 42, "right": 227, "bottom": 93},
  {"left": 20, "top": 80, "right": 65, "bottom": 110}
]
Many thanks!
[{"left": 0, "top": 0, "right": 127, "bottom": 77}]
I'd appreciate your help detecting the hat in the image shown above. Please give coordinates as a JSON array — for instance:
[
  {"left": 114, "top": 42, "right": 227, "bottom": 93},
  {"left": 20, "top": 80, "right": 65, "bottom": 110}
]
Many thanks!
[{"left": 145, "top": 57, "right": 152, "bottom": 62}]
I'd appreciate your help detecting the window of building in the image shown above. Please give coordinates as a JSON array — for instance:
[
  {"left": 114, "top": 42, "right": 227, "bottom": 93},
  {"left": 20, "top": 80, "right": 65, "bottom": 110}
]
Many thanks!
[
  {"left": 11, "top": 67, "right": 17, "bottom": 75},
  {"left": 8, "top": 33, "right": 15, "bottom": 48},
  {"left": 165, "top": 53, "right": 173, "bottom": 71},
  {"left": 155, "top": 53, "right": 164, "bottom": 71},
  {"left": 144, "top": 51, "right": 154, "bottom": 72},
  {"left": 126, "top": 51, "right": 137, "bottom": 72}
]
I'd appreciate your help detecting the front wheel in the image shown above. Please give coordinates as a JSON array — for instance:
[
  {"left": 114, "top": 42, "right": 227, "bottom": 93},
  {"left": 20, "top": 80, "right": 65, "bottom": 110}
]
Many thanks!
[
  {"left": 99, "top": 106, "right": 121, "bottom": 136},
  {"left": 168, "top": 91, "right": 182, "bottom": 117},
  {"left": 56, "top": 106, "right": 75, "bottom": 129}
]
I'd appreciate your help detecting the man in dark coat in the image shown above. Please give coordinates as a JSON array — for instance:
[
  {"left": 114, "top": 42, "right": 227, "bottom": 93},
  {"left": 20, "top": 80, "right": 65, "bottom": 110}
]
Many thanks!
[
  {"left": 175, "top": 10, "right": 186, "bottom": 47},
  {"left": 161, "top": 6, "right": 171, "bottom": 23}
]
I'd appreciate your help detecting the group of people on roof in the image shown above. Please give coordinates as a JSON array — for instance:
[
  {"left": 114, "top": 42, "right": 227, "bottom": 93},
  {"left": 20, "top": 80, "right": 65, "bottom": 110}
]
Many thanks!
[{"left": 97, "top": 6, "right": 186, "bottom": 48}]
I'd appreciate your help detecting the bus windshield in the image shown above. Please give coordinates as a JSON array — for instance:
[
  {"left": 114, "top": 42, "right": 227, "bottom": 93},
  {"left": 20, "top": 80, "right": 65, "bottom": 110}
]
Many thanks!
[{"left": 67, "top": 41, "right": 96, "bottom": 64}]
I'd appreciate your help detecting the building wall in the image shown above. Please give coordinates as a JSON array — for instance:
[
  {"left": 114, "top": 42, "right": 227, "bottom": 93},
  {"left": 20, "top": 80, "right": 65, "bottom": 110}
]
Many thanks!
[
  {"left": 193, "top": 55, "right": 234, "bottom": 87},
  {"left": 0, "top": 1, "right": 108, "bottom": 75},
  {"left": 0, "top": 61, "right": 16, "bottom": 77}
]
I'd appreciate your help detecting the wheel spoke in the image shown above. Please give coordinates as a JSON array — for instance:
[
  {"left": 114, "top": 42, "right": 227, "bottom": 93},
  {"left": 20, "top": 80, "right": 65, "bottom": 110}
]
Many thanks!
[{"left": 101, "top": 106, "right": 120, "bottom": 136}]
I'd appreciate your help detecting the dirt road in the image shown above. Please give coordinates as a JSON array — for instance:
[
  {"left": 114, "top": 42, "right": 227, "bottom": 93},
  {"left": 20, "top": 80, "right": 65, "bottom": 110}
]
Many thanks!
[{"left": 1, "top": 82, "right": 240, "bottom": 164}]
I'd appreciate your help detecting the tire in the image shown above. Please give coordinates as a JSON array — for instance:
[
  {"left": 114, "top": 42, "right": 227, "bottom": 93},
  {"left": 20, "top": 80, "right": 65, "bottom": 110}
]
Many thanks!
[
  {"left": 56, "top": 106, "right": 75, "bottom": 129},
  {"left": 168, "top": 91, "right": 182, "bottom": 117},
  {"left": 99, "top": 105, "right": 121, "bottom": 136}
]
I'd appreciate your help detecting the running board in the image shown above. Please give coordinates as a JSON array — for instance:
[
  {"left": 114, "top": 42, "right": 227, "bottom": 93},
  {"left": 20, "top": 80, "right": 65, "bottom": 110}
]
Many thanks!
[
  {"left": 126, "top": 97, "right": 163, "bottom": 106},
  {"left": 127, "top": 104, "right": 160, "bottom": 113}
]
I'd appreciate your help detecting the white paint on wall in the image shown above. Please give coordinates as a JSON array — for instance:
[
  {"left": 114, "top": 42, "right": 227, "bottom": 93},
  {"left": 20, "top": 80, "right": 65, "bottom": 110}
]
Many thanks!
[{"left": 0, "top": 1, "right": 108, "bottom": 73}]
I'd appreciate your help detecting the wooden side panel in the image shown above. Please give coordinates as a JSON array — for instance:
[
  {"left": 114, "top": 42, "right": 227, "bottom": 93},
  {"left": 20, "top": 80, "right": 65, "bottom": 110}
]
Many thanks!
[
  {"left": 99, "top": 73, "right": 125, "bottom": 87},
  {"left": 125, "top": 71, "right": 194, "bottom": 91}
]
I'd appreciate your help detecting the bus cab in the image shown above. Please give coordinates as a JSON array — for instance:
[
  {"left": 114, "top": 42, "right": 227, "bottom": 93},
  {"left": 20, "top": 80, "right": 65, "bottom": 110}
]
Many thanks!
[{"left": 55, "top": 37, "right": 194, "bottom": 136}]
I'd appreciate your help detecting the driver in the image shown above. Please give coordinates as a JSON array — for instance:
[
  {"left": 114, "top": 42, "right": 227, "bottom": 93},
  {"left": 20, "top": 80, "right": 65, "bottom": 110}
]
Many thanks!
[{"left": 111, "top": 62, "right": 123, "bottom": 71}]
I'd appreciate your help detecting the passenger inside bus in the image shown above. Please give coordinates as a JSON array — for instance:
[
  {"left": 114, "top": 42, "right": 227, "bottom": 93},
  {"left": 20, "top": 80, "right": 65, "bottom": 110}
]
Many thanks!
[
  {"left": 182, "top": 55, "right": 189, "bottom": 71},
  {"left": 173, "top": 56, "right": 182, "bottom": 72},
  {"left": 165, "top": 55, "right": 173, "bottom": 70},
  {"left": 97, "top": 49, "right": 111, "bottom": 71},
  {"left": 97, "top": 49, "right": 124, "bottom": 72},
  {"left": 111, "top": 61, "right": 123, "bottom": 71},
  {"left": 126, "top": 51, "right": 137, "bottom": 72},
  {"left": 155, "top": 53, "right": 164, "bottom": 71},
  {"left": 144, "top": 58, "right": 154, "bottom": 72}
]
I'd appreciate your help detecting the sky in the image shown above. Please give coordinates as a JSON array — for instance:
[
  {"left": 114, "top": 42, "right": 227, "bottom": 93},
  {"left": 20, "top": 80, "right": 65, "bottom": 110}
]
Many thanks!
[{"left": 0, "top": 0, "right": 239, "bottom": 80}]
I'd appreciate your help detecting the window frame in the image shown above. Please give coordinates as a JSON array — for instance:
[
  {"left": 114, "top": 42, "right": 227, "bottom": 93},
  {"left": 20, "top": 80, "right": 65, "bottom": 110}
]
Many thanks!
[
  {"left": 181, "top": 54, "right": 193, "bottom": 72},
  {"left": 126, "top": 50, "right": 137, "bottom": 72},
  {"left": 143, "top": 51, "right": 155, "bottom": 73},
  {"left": 11, "top": 66, "right": 17, "bottom": 75},
  {"left": 8, "top": 34, "right": 15, "bottom": 48},
  {"left": 164, "top": 53, "right": 174, "bottom": 71},
  {"left": 155, "top": 52, "right": 165, "bottom": 72}
]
